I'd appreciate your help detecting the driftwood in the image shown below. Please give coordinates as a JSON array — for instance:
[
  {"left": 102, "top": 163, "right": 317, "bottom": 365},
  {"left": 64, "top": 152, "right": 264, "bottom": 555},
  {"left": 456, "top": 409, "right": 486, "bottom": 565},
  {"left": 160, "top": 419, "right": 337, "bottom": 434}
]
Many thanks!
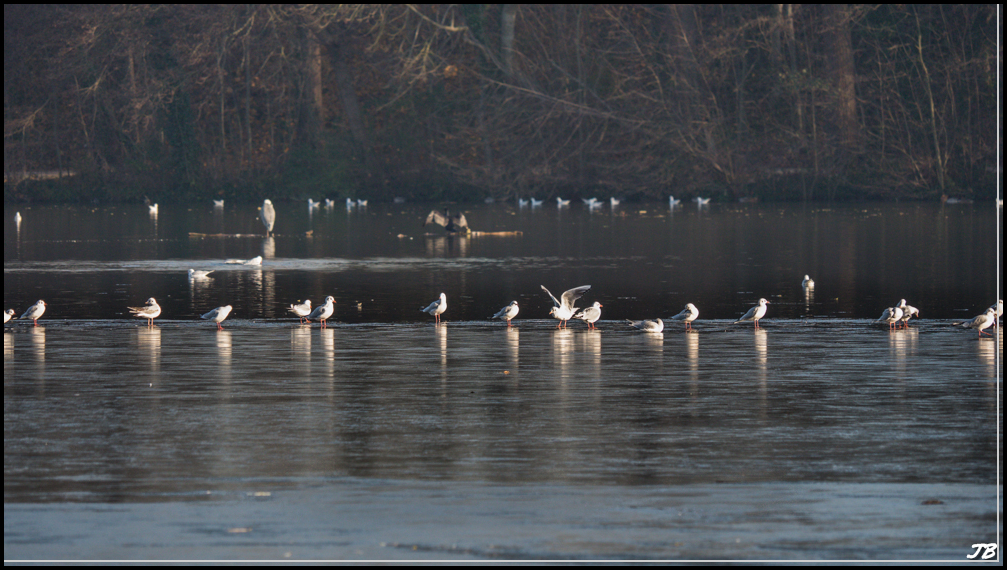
[{"left": 423, "top": 231, "right": 523, "bottom": 237}]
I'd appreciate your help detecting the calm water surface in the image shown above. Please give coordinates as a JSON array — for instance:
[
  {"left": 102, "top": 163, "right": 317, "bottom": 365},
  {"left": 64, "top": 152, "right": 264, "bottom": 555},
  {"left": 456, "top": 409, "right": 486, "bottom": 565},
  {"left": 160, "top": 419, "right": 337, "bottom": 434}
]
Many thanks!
[{"left": 4, "top": 201, "right": 1002, "bottom": 561}]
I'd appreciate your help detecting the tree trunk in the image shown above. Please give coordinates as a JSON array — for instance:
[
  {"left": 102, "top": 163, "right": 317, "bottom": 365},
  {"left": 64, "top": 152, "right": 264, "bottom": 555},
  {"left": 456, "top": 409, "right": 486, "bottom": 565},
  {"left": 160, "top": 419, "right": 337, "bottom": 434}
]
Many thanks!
[
  {"left": 501, "top": 4, "right": 518, "bottom": 78},
  {"left": 329, "top": 39, "right": 376, "bottom": 178},
  {"left": 822, "top": 4, "right": 859, "bottom": 149}
]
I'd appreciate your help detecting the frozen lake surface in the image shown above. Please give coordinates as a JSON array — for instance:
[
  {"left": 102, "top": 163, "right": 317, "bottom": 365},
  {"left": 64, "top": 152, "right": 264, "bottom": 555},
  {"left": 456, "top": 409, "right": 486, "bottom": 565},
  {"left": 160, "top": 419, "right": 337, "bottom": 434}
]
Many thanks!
[{"left": 4, "top": 201, "right": 1003, "bottom": 561}]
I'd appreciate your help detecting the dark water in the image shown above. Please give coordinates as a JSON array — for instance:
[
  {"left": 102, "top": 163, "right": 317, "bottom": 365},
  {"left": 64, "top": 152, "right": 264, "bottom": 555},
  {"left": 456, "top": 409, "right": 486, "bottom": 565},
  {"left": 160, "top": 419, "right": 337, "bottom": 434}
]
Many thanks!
[{"left": 3, "top": 201, "right": 1003, "bottom": 561}]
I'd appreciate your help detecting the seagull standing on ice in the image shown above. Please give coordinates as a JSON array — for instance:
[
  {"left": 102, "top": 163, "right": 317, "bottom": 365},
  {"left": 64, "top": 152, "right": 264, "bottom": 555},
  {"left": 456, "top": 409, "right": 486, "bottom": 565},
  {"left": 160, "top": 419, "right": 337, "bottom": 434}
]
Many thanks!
[
  {"left": 573, "top": 301, "right": 603, "bottom": 330},
  {"left": 422, "top": 293, "right": 447, "bottom": 325},
  {"left": 19, "top": 300, "right": 47, "bottom": 326},
  {"left": 201, "top": 305, "right": 233, "bottom": 330},
  {"left": 670, "top": 303, "right": 699, "bottom": 330},
  {"left": 4, "top": 309, "right": 15, "bottom": 324},
  {"left": 541, "top": 285, "right": 591, "bottom": 329},
  {"left": 307, "top": 296, "right": 336, "bottom": 328},
  {"left": 735, "top": 298, "right": 769, "bottom": 328},
  {"left": 628, "top": 318, "right": 664, "bottom": 333},
  {"left": 876, "top": 306, "right": 904, "bottom": 330},
  {"left": 957, "top": 308, "right": 996, "bottom": 337},
  {"left": 492, "top": 301, "right": 520, "bottom": 327},
  {"left": 288, "top": 299, "right": 313, "bottom": 324},
  {"left": 897, "top": 299, "right": 919, "bottom": 328},
  {"left": 989, "top": 299, "right": 1003, "bottom": 328},
  {"left": 128, "top": 297, "right": 162, "bottom": 327}
]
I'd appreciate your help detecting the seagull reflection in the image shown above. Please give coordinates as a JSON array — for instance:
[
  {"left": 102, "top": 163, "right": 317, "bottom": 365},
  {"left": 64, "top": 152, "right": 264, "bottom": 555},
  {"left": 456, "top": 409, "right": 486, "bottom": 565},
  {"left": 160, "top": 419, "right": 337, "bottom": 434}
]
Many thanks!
[
  {"left": 137, "top": 327, "right": 161, "bottom": 373},
  {"left": 4, "top": 332, "right": 12, "bottom": 360},
  {"left": 262, "top": 236, "right": 276, "bottom": 259},
  {"left": 976, "top": 327, "right": 1000, "bottom": 374},
  {"left": 803, "top": 287, "right": 814, "bottom": 313},
  {"left": 552, "top": 328, "right": 575, "bottom": 381},
  {"left": 217, "top": 330, "right": 232, "bottom": 371},
  {"left": 291, "top": 326, "right": 312, "bottom": 374},
  {"left": 888, "top": 327, "right": 916, "bottom": 385},
  {"left": 687, "top": 331, "right": 699, "bottom": 401},
  {"left": 754, "top": 329, "right": 767, "bottom": 415},
  {"left": 506, "top": 327, "right": 520, "bottom": 371},
  {"left": 321, "top": 327, "right": 335, "bottom": 384},
  {"left": 437, "top": 325, "right": 448, "bottom": 385},
  {"left": 580, "top": 329, "right": 602, "bottom": 373}
]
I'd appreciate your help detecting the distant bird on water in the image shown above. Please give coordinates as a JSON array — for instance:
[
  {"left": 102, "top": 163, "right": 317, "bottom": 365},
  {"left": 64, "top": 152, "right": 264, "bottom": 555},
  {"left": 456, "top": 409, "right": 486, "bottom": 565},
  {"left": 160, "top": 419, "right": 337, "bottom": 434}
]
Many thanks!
[
  {"left": 422, "top": 293, "right": 447, "bottom": 325},
  {"left": 670, "top": 303, "right": 699, "bottom": 331},
  {"left": 541, "top": 284, "right": 591, "bottom": 329},
  {"left": 573, "top": 301, "right": 603, "bottom": 330},
  {"left": 695, "top": 197, "right": 711, "bottom": 207},
  {"left": 492, "top": 301, "right": 520, "bottom": 327},
  {"left": 18, "top": 300, "right": 47, "bottom": 326},
  {"left": 128, "top": 297, "right": 162, "bottom": 327},
  {"left": 802, "top": 275, "right": 815, "bottom": 290},
  {"left": 201, "top": 305, "right": 233, "bottom": 330},
  {"left": 261, "top": 199, "right": 276, "bottom": 235},
  {"left": 628, "top": 318, "right": 664, "bottom": 333},
  {"left": 188, "top": 269, "right": 214, "bottom": 280},
  {"left": 213, "top": 200, "right": 225, "bottom": 208},
  {"left": 735, "top": 298, "right": 769, "bottom": 328},
  {"left": 424, "top": 209, "right": 470, "bottom": 235}
]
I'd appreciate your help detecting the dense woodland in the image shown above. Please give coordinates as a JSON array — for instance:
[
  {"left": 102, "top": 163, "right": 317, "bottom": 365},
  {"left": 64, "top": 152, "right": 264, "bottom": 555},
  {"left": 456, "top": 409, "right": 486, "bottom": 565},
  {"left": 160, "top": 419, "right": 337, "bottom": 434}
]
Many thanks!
[{"left": 3, "top": 4, "right": 1001, "bottom": 204}]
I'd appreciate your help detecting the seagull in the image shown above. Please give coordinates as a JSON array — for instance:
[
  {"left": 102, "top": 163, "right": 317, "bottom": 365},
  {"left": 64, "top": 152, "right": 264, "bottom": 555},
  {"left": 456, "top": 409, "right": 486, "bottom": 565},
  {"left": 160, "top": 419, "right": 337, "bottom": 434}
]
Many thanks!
[
  {"left": 346, "top": 198, "right": 355, "bottom": 210},
  {"left": 18, "top": 300, "right": 47, "bottom": 326},
  {"left": 188, "top": 269, "right": 214, "bottom": 280},
  {"left": 492, "top": 301, "right": 520, "bottom": 327},
  {"left": 244, "top": 256, "right": 263, "bottom": 266},
  {"left": 15, "top": 212, "right": 22, "bottom": 225},
  {"left": 357, "top": 199, "right": 368, "bottom": 207},
  {"left": 628, "top": 318, "right": 664, "bottom": 333},
  {"left": 802, "top": 275, "right": 815, "bottom": 290},
  {"left": 957, "top": 308, "right": 996, "bottom": 337},
  {"left": 695, "top": 197, "right": 711, "bottom": 206},
  {"left": 573, "top": 301, "right": 603, "bottom": 330},
  {"left": 148, "top": 203, "right": 159, "bottom": 215},
  {"left": 128, "top": 297, "right": 161, "bottom": 327},
  {"left": 669, "top": 196, "right": 681, "bottom": 208},
  {"left": 288, "top": 299, "right": 313, "bottom": 324},
  {"left": 582, "top": 197, "right": 599, "bottom": 207},
  {"left": 307, "top": 296, "right": 336, "bottom": 328},
  {"left": 610, "top": 197, "right": 621, "bottom": 208},
  {"left": 424, "top": 209, "right": 470, "bottom": 235},
  {"left": 556, "top": 197, "right": 570, "bottom": 207},
  {"left": 735, "top": 298, "right": 770, "bottom": 328},
  {"left": 541, "top": 285, "right": 591, "bottom": 329},
  {"left": 308, "top": 199, "right": 321, "bottom": 209},
  {"left": 324, "top": 199, "right": 335, "bottom": 208},
  {"left": 518, "top": 198, "right": 529, "bottom": 207},
  {"left": 261, "top": 199, "right": 276, "bottom": 235},
  {"left": 897, "top": 299, "right": 919, "bottom": 328},
  {"left": 876, "top": 306, "right": 904, "bottom": 331},
  {"left": 4, "top": 309, "right": 15, "bottom": 324},
  {"left": 670, "top": 303, "right": 699, "bottom": 330},
  {"left": 990, "top": 299, "right": 1003, "bottom": 328},
  {"left": 530, "top": 198, "right": 544, "bottom": 207},
  {"left": 421, "top": 293, "right": 447, "bottom": 325},
  {"left": 213, "top": 200, "right": 225, "bottom": 208},
  {"left": 201, "top": 305, "right": 232, "bottom": 330}
]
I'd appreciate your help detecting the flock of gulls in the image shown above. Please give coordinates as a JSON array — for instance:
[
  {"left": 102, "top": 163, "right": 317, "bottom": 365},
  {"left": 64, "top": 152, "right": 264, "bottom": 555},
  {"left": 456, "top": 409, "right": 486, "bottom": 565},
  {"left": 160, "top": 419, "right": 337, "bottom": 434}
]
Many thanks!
[{"left": 5, "top": 200, "right": 1002, "bottom": 338}]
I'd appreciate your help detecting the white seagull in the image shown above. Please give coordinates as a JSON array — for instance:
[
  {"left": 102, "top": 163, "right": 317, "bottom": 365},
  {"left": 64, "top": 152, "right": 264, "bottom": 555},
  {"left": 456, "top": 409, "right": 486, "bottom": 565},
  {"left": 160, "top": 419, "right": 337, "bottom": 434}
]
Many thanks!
[
  {"left": 610, "top": 197, "right": 621, "bottom": 208},
  {"left": 288, "top": 299, "right": 313, "bottom": 324},
  {"left": 735, "top": 298, "right": 770, "bottom": 328},
  {"left": 990, "top": 299, "right": 1003, "bottom": 328},
  {"left": 188, "top": 269, "right": 214, "bottom": 280},
  {"left": 15, "top": 212, "right": 22, "bottom": 225},
  {"left": 308, "top": 199, "right": 321, "bottom": 209},
  {"left": 421, "top": 293, "right": 447, "bottom": 325},
  {"left": 261, "top": 199, "right": 276, "bottom": 235},
  {"left": 695, "top": 197, "right": 711, "bottom": 206},
  {"left": 541, "top": 285, "right": 591, "bottom": 329},
  {"left": 19, "top": 300, "right": 47, "bottom": 326},
  {"left": 556, "top": 197, "right": 570, "bottom": 207},
  {"left": 628, "top": 318, "right": 664, "bottom": 333},
  {"left": 876, "top": 306, "right": 904, "bottom": 330},
  {"left": 669, "top": 196, "right": 681, "bottom": 208},
  {"left": 492, "top": 301, "right": 520, "bottom": 327},
  {"left": 4, "top": 309, "right": 15, "bottom": 324},
  {"left": 670, "top": 303, "right": 699, "bottom": 330},
  {"left": 802, "top": 275, "right": 815, "bottom": 290},
  {"left": 307, "top": 296, "right": 336, "bottom": 328},
  {"left": 530, "top": 198, "right": 544, "bottom": 207},
  {"left": 897, "top": 299, "right": 919, "bottom": 328},
  {"left": 148, "top": 203, "right": 159, "bottom": 215},
  {"left": 244, "top": 256, "right": 263, "bottom": 266},
  {"left": 213, "top": 200, "right": 225, "bottom": 208},
  {"left": 573, "top": 301, "right": 603, "bottom": 330},
  {"left": 201, "top": 305, "right": 233, "bottom": 330},
  {"left": 958, "top": 308, "right": 996, "bottom": 337},
  {"left": 128, "top": 297, "right": 162, "bottom": 327}
]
